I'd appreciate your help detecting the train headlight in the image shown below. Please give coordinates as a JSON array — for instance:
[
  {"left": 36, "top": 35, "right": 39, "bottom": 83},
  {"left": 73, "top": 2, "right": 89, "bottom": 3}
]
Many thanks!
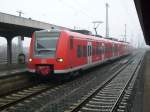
[
  {"left": 29, "top": 58, "right": 32, "bottom": 62},
  {"left": 57, "top": 58, "right": 64, "bottom": 62}
]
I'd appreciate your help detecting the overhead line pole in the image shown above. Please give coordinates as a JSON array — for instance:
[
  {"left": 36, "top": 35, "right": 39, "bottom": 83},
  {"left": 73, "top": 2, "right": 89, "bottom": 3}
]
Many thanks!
[
  {"left": 16, "top": 10, "right": 24, "bottom": 17},
  {"left": 124, "top": 24, "right": 127, "bottom": 42},
  {"left": 16, "top": 10, "right": 24, "bottom": 60},
  {"left": 106, "top": 3, "right": 109, "bottom": 38}
]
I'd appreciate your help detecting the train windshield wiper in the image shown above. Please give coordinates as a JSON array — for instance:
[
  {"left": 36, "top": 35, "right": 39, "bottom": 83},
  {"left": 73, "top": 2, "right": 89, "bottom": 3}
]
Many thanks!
[{"left": 37, "top": 49, "right": 55, "bottom": 54}]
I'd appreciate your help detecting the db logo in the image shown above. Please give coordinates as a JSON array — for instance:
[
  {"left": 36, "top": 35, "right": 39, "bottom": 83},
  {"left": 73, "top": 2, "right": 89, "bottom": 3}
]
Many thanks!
[{"left": 41, "top": 59, "right": 47, "bottom": 64}]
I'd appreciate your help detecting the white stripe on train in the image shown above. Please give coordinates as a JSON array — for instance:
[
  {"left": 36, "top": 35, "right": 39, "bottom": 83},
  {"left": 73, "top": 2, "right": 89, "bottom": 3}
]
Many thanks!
[{"left": 28, "top": 55, "right": 127, "bottom": 74}]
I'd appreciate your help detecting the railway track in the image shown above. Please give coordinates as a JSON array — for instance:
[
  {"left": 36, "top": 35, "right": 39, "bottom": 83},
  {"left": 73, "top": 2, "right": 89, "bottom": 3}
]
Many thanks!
[
  {"left": 0, "top": 82, "right": 58, "bottom": 111},
  {"left": 0, "top": 70, "right": 61, "bottom": 111},
  {"left": 65, "top": 53, "right": 144, "bottom": 112},
  {"left": 0, "top": 53, "right": 137, "bottom": 112},
  {"left": 34, "top": 54, "right": 136, "bottom": 112},
  {"left": 0, "top": 71, "right": 38, "bottom": 96}
]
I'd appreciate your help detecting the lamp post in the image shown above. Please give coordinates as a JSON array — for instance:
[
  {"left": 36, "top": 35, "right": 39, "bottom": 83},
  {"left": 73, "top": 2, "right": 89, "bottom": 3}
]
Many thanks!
[{"left": 124, "top": 24, "right": 127, "bottom": 42}]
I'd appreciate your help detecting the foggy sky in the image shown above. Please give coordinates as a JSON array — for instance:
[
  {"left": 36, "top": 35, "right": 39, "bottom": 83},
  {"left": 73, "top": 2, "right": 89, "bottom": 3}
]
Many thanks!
[{"left": 0, "top": 0, "right": 145, "bottom": 46}]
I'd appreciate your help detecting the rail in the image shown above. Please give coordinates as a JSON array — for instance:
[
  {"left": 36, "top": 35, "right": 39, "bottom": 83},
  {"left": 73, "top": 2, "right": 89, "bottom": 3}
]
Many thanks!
[{"left": 66, "top": 53, "right": 143, "bottom": 112}]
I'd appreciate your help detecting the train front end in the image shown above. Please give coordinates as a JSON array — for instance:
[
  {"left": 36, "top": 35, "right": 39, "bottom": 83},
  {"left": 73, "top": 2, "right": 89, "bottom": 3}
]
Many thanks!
[{"left": 28, "top": 29, "right": 65, "bottom": 76}]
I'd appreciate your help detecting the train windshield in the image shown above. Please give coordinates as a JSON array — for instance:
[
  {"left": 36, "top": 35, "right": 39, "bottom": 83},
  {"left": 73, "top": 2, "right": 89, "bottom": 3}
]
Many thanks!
[{"left": 34, "top": 31, "right": 60, "bottom": 57}]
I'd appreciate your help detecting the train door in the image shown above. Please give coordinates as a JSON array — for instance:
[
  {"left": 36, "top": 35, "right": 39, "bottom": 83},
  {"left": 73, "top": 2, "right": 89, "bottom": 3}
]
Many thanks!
[
  {"left": 117, "top": 44, "right": 119, "bottom": 56},
  {"left": 112, "top": 43, "right": 115, "bottom": 57},
  {"left": 102, "top": 43, "right": 105, "bottom": 60},
  {"left": 87, "top": 42, "right": 92, "bottom": 64}
]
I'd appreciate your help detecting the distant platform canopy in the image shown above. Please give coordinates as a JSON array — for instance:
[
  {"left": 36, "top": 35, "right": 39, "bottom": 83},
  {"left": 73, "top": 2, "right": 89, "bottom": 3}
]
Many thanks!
[
  {"left": 0, "top": 12, "right": 70, "bottom": 38},
  {"left": 134, "top": 0, "right": 150, "bottom": 45}
]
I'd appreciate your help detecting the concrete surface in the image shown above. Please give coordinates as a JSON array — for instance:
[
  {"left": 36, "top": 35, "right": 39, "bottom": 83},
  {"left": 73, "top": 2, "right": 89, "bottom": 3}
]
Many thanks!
[
  {"left": 0, "top": 64, "right": 27, "bottom": 77},
  {"left": 143, "top": 50, "right": 150, "bottom": 112},
  {"left": 0, "top": 63, "right": 26, "bottom": 71}
]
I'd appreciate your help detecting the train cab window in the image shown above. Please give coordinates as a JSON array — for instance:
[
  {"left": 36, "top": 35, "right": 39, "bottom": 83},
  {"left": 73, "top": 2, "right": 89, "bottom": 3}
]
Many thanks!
[
  {"left": 35, "top": 31, "right": 60, "bottom": 57},
  {"left": 77, "top": 45, "right": 82, "bottom": 58},
  {"left": 70, "top": 36, "right": 74, "bottom": 49}
]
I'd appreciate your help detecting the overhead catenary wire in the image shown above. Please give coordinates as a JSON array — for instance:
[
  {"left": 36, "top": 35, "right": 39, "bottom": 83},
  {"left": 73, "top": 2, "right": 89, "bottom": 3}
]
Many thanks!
[
  {"left": 57, "top": 0, "right": 94, "bottom": 25},
  {"left": 119, "top": 0, "right": 144, "bottom": 45},
  {"left": 70, "top": 0, "right": 94, "bottom": 19}
]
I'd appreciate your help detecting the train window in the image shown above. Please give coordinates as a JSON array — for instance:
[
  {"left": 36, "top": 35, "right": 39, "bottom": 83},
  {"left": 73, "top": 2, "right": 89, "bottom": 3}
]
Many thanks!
[
  {"left": 105, "top": 47, "right": 107, "bottom": 53},
  {"left": 92, "top": 46, "right": 95, "bottom": 56},
  {"left": 98, "top": 46, "right": 101, "bottom": 55},
  {"left": 108, "top": 47, "right": 110, "bottom": 52},
  {"left": 96, "top": 46, "right": 98, "bottom": 55},
  {"left": 97, "top": 46, "right": 99, "bottom": 54},
  {"left": 70, "top": 36, "right": 74, "bottom": 49},
  {"left": 93, "top": 46, "right": 95, "bottom": 55},
  {"left": 77, "top": 45, "right": 82, "bottom": 58},
  {"left": 83, "top": 46, "right": 87, "bottom": 57},
  {"left": 116, "top": 46, "right": 118, "bottom": 52}
]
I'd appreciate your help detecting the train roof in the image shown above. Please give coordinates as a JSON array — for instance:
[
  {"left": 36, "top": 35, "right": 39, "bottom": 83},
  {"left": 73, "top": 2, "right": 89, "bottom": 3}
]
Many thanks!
[
  {"left": 70, "top": 29, "right": 92, "bottom": 35},
  {"left": 66, "top": 30, "right": 129, "bottom": 45},
  {"left": 35, "top": 29, "right": 61, "bottom": 33},
  {"left": 35, "top": 29, "right": 130, "bottom": 45}
]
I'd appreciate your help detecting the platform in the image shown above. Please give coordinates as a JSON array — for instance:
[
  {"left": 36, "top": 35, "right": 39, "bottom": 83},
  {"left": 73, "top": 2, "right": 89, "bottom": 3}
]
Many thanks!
[
  {"left": 0, "top": 64, "right": 27, "bottom": 77},
  {"left": 143, "top": 49, "right": 150, "bottom": 112}
]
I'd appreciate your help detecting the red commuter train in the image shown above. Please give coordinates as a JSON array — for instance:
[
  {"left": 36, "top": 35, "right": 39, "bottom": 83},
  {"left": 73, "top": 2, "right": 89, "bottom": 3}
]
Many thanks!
[{"left": 28, "top": 29, "right": 132, "bottom": 77}]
